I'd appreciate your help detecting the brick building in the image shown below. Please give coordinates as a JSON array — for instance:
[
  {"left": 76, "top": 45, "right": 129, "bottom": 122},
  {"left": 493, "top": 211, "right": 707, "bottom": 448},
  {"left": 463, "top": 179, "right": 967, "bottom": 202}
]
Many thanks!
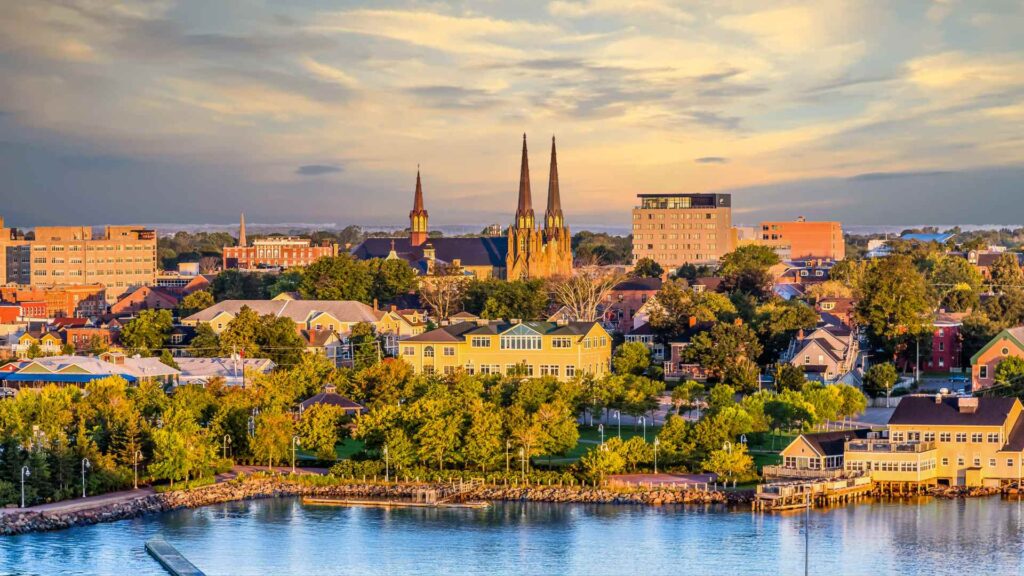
[
  {"left": 925, "top": 311, "right": 967, "bottom": 373},
  {"left": 755, "top": 218, "right": 845, "bottom": 261},
  {"left": 631, "top": 193, "right": 732, "bottom": 270},
  {"left": 222, "top": 213, "right": 338, "bottom": 270},
  {"left": 0, "top": 284, "right": 107, "bottom": 318}
]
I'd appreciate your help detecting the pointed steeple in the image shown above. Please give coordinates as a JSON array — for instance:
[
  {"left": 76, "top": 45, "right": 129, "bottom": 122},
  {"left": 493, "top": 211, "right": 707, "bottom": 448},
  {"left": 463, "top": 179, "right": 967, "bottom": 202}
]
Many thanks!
[
  {"left": 409, "top": 166, "right": 429, "bottom": 247},
  {"left": 515, "top": 133, "right": 535, "bottom": 229},
  {"left": 238, "top": 212, "right": 247, "bottom": 247},
  {"left": 544, "top": 135, "right": 563, "bottom": 231}
]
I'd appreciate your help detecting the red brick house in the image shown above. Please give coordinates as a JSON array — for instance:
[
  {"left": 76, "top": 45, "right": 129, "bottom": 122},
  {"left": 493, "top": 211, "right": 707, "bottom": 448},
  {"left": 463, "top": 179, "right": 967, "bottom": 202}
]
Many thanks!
[
  {"left": 602, "top": 277, "right": 661, "bottom": 334},
  {"left": 64, "top": 326, "right": 119, "bottom": 353},
  {"left": 924, "top": 311, "right": 967, "bottom": 373},
  {"left": 110, "top": 286, "right": 181, "bottom": 316}
]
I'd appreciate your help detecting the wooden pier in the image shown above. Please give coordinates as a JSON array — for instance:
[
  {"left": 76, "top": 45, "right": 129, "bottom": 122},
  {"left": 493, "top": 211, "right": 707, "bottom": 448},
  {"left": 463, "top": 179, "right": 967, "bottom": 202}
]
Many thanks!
[{"left": 754, "top": 476, "right": 873, "bottom": 511}]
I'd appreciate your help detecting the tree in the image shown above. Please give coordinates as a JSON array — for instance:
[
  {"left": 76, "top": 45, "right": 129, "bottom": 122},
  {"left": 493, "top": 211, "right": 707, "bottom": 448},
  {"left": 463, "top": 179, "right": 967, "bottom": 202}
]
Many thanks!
[
  {"left": 462, "top": 400, "right": 504, "bottom": 471},
  {"left": 211, "top": 270, "right": 267, "bottom": 301},
  {"left": 265, "top": 270, "right": 305, "bottom": 299},
  {"left": 702, "top": 444, "right": 754, "bottom": 484},
  {"left": 828, "top": 259, "right": 869, "bottom": 298},
  {"left": 60, "top": 343, "right": 75, "bottom": 355},
  {"left": 618, "top": 436, "right": 654, "bottom": 472},
  {"left": 252, "top": 410, "right": 294, "bottom": 470},
  {"left": 683, "top": 323, "right": 763, "bottom": 391},
  {"left": 773, "top": 364, "right": 807, "bottom": 392},
  {"left": 188, "top": 324, "right": 221, "bottom": 358},
  {"left": 647, "top": 281, "right": 736, "bottom": 341},
  {"left": 349, "top": 322, "right": 380, "bottom": 370},
  {"left": 150, "top": 406, "right": 214, "bottom": 488},
  {"left": 990, "top": 253, "right": 1024, "bottom": 291},
  {"left": 612, "top": 342, "right": 651, "bottom": 376},
  {"left": 120, "top": 309, "right": 173, "bottom": 356},
  {"left": 419, "top": 266, "right": 468, "bottom": 321},
  {"left": 179, "top": 290, "right": 214, "bottom": 315},
  {"left": 87, "top": 335, "right": 110, "bottom": 355},
  {"left": 931, "top": 255, "right": 983, "bottom": 312},
  {"left": 159, "top": 349, "right": 180, "bottom": 370},
  {"left": 670, "top": 381, "right": 704, "bottom": 416},
  {"left": 549, "top": 269, "right": 626, "bottom": 322},
  {"left": 805, "top": 281, "right": 853, "bottom": 301},
  {"left": 751, "top": 300, "right": 818, "bottom": 363},
  {"left": 297, "top": 403, "right": 347, "bottom": 460},
  {"left": 656, "top": 415, "right": 696, "bottom": 466},
  {"left": 580, "top": 444, "right": 625, "bottom": 483},
  {"left": 257, "top": 315, "right": 306, "bottom": 367},
  {"left": 218, "top": 306, "right": 263, "bottom": 358},
  {"left": 862, "top": 362, "right": 899, "bottom": 399},
  {"left": 719, "top": 245, "right": 779, "bottom": 299},
  {"left": 994, "top": 357, "right": 1024, "bottom": 392},
  {"left": 368, "top": 258, "right": 418, "bottom": 303},
  {"left": 299, "top": 254, "right": 374, "bottom": 302},
  {"left": 856, "top": 255, "right": 933, "bottom": 357},
  {"left": 473, "top": 279, "right": 548, "bottom": 320},
  {"left": 631, "top": 258, "right": 664, "bottom": 279},
  {"left": 25, "top": 342, "right": 43, "bottom": 359}
]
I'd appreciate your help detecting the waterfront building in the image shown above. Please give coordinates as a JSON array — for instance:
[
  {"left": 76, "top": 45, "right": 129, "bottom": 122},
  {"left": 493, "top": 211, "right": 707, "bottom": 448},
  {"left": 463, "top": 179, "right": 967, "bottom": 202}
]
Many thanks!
[
  {"left": 351, "top": 135, "right": 573, "bottom": 280},
  {"left": 844, "top": 395, "right": 1024, "bottom": 488},
  {"left": 765, "top": 430, "right": 872, "bottom": 479},
  {"left": 630, "top": 193, "right": 732, "bottom": 270},
  {"left": 0, "top": 352, "right": 179, "bottom": 388},
  {"left": 0, "top": 220, "right": 157, "bottom": 298},
  {"left": 222, "top": 219, "right": 338, "bottom": 270},
  {"left": 970, "top": 326, "right": 1024, "bottom": 391},
  {"left": 398, "top": 319, "right": 611, "bottom": 381}
]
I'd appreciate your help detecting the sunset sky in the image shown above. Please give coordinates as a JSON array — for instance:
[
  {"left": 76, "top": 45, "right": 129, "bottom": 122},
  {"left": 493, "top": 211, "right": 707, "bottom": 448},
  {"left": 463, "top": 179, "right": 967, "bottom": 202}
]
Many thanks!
[{"left": 1, "top": 1, "right": 1022, "bottom": 229}]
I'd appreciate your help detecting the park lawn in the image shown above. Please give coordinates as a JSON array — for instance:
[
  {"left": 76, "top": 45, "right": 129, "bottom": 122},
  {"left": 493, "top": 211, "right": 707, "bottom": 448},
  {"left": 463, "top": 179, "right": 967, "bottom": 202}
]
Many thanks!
[
  {"left": 746, "top": 433, "right": 797, "bottom": 453},
  {"left": 297, "top": 439, "right": 365, "bottom": 461},
  {"left": 538, "top": 424, "right": 665, "bottom": 466},
  {"left": 752, "top": 452, "right": 782, "bottom": 471}
]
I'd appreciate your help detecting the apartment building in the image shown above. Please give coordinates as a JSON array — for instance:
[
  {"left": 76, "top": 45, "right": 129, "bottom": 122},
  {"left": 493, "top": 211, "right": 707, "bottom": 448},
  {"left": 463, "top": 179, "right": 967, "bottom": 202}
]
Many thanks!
[
  {"left": 1, "top": 220, "right": 157, "bottom": 298},
  {"left": 399, "top": 319, "right": 612, "bottom": 381},
  {"left": 631, "top": 193, "right": 732, "bottom": 270},
  {"left": 844, "top": 395, "right": 1024, "bottom": 488},
  {"left": 756, "top": 218, "right": 845, "bottom": 261}
]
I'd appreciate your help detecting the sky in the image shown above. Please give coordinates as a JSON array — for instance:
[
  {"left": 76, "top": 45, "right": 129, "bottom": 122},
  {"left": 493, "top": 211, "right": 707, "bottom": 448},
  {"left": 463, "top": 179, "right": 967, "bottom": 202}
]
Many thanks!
[{"left": 0, "top": 0, "right": 1022, "bottom": 230}]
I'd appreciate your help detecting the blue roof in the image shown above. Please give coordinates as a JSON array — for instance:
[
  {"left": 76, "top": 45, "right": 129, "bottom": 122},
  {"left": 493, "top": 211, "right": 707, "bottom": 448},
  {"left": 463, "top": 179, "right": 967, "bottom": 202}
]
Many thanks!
[
  {"left": 900, "top": 233, "right": 955, "bottom": 243},
  {"left": 0, "top": 373, "right": 138, "bottom": 384}
]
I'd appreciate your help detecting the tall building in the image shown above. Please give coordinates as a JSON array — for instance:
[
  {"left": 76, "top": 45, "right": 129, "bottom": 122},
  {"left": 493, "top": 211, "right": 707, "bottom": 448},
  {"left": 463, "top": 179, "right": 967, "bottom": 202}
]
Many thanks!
[
  {"left": 630, "top": 193, "right": 732, "bottom": 269},
  {"left": 221, "top": 214, "right": 338, "bottom": 269},
  {"left": 756, "top": 217, "right": 845, "bottom": 261},
  {"left": 351, "top": 134, "right": 573, "bottom": 280},
  {"left": 0, "top": 219, "right": 157, "bottom": 298}
]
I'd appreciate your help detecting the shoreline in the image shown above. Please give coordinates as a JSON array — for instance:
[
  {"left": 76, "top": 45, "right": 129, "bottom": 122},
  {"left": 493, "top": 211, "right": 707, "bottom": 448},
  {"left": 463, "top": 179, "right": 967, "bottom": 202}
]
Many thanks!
[{"left": 1, "top": 473, "right": 1019, "bottom": 536}]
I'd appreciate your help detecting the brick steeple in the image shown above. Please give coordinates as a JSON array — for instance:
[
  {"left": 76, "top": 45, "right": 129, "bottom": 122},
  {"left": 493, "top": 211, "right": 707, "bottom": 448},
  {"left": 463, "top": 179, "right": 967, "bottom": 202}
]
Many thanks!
[
  {"left": 514, "top": 133, "right": 535, "bottom": 230},
  {"left": 409, "top": 167, "right": 429, "bottom": 247},
  {"left": 544, "top": 135, "right": 563, "bottom": 232},
  {"left": 238, "top": 212, "right": 247, "bottom": 247}
]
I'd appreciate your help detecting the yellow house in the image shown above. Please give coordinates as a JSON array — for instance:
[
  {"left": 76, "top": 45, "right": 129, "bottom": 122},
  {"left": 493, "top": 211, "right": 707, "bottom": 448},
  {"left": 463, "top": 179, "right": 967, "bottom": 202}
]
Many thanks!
[
  {"left": 844, "top": 395, "right": 1024, "bottom": 488},
  {"left": 766, "top": 429, "right": 871, "bottom": 479},
  {"left": 399, "top": 319, "right": 612, "bottom": 381}
]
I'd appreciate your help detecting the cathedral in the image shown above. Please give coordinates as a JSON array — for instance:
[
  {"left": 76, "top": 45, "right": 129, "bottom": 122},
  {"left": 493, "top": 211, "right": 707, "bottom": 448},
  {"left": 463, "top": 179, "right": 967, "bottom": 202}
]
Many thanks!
[{"left": 351, "top": 134, "right": 574, "bottom": 280}]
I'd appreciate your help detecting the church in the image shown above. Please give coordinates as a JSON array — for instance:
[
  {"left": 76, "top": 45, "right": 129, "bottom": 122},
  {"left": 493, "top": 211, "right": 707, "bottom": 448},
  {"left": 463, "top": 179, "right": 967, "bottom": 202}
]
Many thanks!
[{"left": 351, "top": 134, "right": 573, "bottom": 280}]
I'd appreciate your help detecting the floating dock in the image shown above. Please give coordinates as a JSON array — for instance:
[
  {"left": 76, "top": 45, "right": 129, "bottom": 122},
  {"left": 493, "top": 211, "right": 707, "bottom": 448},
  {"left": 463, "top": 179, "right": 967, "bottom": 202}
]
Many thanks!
[
  {"left": 145, "top": 537, "right": 205, "bottom": 576},
  {"left": 754, "top": 476, "right": 873, "bottom": 511},
  {"left": 302, "top": 496, "right": 490, "bottom": 509}
]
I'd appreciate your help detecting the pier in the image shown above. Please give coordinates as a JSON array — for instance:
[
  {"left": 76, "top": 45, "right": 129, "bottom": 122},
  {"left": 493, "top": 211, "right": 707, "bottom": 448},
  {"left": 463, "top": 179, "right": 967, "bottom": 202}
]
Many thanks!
[
  {"left": 754, "top": 476, "right": 873, "bottom": 511},
  {"left": 145, "top": 537, "right": 205, "bottom": 576}
]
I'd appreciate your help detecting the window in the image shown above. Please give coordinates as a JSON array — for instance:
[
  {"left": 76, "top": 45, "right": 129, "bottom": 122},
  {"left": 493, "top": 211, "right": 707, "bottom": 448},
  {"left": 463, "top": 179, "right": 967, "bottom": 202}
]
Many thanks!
[
  {"left": 891, "top": 432, "right": 904, "bottom": 442},
  {"left": 465, "top": 364, "right": 475, "bottom": 375},
  {"left": 1002, "top": 347, "right": 1010, "bottom": 356},
  {"left": 987, "top": 433, "right": 1000, "bottom": 443},
  {"left": 471, "top": 337, "right": 490, "bottom": 348},
  {"left": 552, "top": 337, "right": 572, "bottom": 349},
  {"left": 941, "top": 457, "right": 949, "bottom": 466},
  {"left": 980, "top": 366, "right": 989, "bottom": 379},
  {"left": 924, "top": 432, "right": 935, "bottom": 442},
  {"left": 443, "top": 366, "right": 457, "bottom": 375},
  {"left": 939, "top": 432, "right": 951, "bottom": 442},
  {"left": 971, "top": 433, "right": 983, "bottom": 443},
  {"left": 955, "top": 433, "right": 967, "bottom": 443},
  {"left": 443, "top": 346, "right": 456, "bottom": 356},
  {"left": 907, "top": 432, "right": 920, "bottom": 441},
  {"left": 424, "top": 346, "right": 435, "bottom": 358},
  {"left": 957, "top": 456, "right": 965, "bottom": 466},
  {"left": 989, "top": 458, "right": 997, "bottom": 468},
  {"left": 402, "top": 346, "right": 415, "bottom": 356},
  {"left": 565, "top": 365, "right": 576, "bottom": 378},
  {"left": 974, "top": 456, "right": 981, "bottom": 467},
  {"left": 1008, "top": 458, "right": 1015, "bottom": 468},
  {"left": 500, "top": 335, "right": 541, "bottom": 350},
  {"left": 423, "top": 365, "right": 435, "bottom": 375}
]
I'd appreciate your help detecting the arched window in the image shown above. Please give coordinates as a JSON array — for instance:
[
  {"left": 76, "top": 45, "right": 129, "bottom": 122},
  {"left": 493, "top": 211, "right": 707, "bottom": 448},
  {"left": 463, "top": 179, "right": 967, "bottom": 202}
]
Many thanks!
[{"left": 424, "top": 346, "right": 435, "bottom": 358}]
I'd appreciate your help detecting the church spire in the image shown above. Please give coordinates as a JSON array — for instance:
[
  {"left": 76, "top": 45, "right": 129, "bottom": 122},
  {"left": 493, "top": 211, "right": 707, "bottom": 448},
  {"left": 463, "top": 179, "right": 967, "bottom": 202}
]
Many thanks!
[
  {"left": 409, "top": 166, "right": 429, "bottom": 247},
  {"left": 544, "top": 135, "right": 563, "bottom": 231},
  {"left": 238, "top": 212, "right": 247, "bottom": 247},
  {"left": 514, "top": 133, "right": 535, "bottom": 229}
]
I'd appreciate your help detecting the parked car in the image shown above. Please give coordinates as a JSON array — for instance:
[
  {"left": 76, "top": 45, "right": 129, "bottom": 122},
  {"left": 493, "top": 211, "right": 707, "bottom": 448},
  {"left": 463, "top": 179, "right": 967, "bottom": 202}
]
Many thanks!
[{"left": 949, "top": 374, "right": 968, "bottom": 384}]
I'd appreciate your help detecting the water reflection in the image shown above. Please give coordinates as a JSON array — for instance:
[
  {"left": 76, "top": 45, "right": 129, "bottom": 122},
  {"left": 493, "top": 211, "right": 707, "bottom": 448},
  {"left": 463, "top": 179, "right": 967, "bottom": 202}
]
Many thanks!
[{"left": 2, "top": 497, "right": 1023, "bottom": 575}]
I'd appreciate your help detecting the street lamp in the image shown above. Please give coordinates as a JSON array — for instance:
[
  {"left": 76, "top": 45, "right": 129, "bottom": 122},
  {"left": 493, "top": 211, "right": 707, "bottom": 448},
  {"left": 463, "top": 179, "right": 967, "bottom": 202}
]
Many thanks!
[
  {"left": 20, "top": 466, "right": 30, "bottom": 508},
  {"left": 291, "top": 436, "right": 300, "bottom": 474},
  {"left": 612, "top": 410, "right": 621, "bottom": 439},
  {"left": 223, "top": 434, "right": 232, "bottom": 460},
  {"left": 81, "top": 457, "right": 91, "bottom": 498},
  {"left": 639, "top": 416, "right": 647, "bottom": 442},
  {"left": 383, "top": 445, "right": 390, "bottom": 483},
  {"left": 598, "top": 424, "right": 604, "bottom": 446},
  {"left": 133, "top": 450, "right": 143, "bottom": 490},
  {"left": 506, "top": 440, "right": 511, "bottom": 474},
  {"left": 519, "top": 447, "right": 526, "bottom": 481},
  {"left": 723, "top": 441, "right": 732, "bottom": 454},
  {"left": 653, "top": 437, "right": 660, "bottom": 474}
]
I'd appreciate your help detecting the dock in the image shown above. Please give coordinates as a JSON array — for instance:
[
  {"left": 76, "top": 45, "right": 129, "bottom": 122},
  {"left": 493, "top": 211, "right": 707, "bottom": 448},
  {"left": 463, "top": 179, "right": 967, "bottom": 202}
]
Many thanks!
[
  {"left": 754, "top": 475, "right": 873, "bottom": 511},
  {"left": 145, "top": 537, "right": 205, "bottom": 576}
]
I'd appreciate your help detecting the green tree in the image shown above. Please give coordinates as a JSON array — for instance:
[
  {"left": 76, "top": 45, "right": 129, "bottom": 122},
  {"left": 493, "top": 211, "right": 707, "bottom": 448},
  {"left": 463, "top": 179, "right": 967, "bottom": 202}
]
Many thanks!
[
  {"left": 218, "top": 306, "right": 263, "bottom": 358},
  {"left": 990, "top": 253, "right": 1024, "bottom": 290},
  {"left": 265, "top": 270, "right": 305, "bottom": 299},
  {"left": 630, "top": 257, "right": 664, "bottom": 278},
  {"left": 475, "top": 280, "right": 548, "bottom": 320},
  {"left": 159, "top": 349, "right": 180, "bottom": 370},
  {"left": 87, "top": 334, "right": 110, "bottom": 355},
  {"left": 257, "top": 315, "right": 306, "bottom": 367},
  {"left": 120, "top": 309, "right": 173, "bottom": 356},
  {"left": 751, "top": 300, "right": 818, "bottom": 363},
  {"left": 296, "top": 403, "right": 347, "bottom": 460},
  {"left": 462, "top": 399, "right": 504, "bottom": 471},
  {"left": 25, "top": 342, "right": 43, "bottom": 359},
  {"left": 612, "top": 342, "right": 651, "bottom": 375},
  {"left": 683, "top": 323, "right": 763, "bottom": 391},
  {"left": 656, "top": 414, "right": 696, "bottom": 466},
  {"left": 773, "top": 364, "right": 808, "bottom": 392},
  {"left": 299, "top": 254, "right": 373, "bottom": 302},
  {"left": 211, "top": 270, "right": 267, "bottom": 301},
  {"left": 994, "top": 357, "right": 1024, "bottom": 392},
  {"left": 719, "top": 245, "right": 780, "bottom": 299},
  {"left": 647, "top": 281, "right": 736, "bottom": 341},
  {"left": 702, "top": 444, "right": 755, "bottom": 484},
  {"left": 178, "top": 290, "right": 214, "bottom": 315},
  {"left": 670, "top": 380, "right": 704, "bottom": 417},
  {"left": 931, "top": 255, "right": 983, "bottom": 312},
  {"left": 368, "top": 259, "right": 418, "bottom": 303},
  {"left": 349, "top": 322, "right": 381, "bottom": 370},
  {"left": 252, "top": 410, "right": 294, "bottom": 470},
  {"left": 856, "top": 255, "right": 933, "bottom": 357},
  {"left": 580, "top": 444, "right": 625, "bottom": 483},
  {"left": 188, "top": 324, "right": 221, "bottom": 358},
  {"left": 862, "top": 362, "right": 899, "bottom": 399}
]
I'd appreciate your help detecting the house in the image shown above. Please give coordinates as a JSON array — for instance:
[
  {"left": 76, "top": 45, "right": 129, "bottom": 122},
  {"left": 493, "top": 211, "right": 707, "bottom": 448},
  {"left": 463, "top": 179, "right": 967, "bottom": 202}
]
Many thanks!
[
  {"left": 971, "top": 327, "right": 1024, "bottom": 391},
  {"left": 64, "top": 326, "right": 118, "bottom": 353},
  {"left": 814, "top": 297, "right": 856, "bottom": 328},
  {"left": 167, "top": 325, "right": 197, "bottom": 356},
  {"left": 661, "top": 317, "right": 714, "bottom": 382},
  {"left": 786, "top": 325, "right": 857, "bottom": 383},
  {"left": 624, "top": 323, "right": 665, "bottom": 362},
  {"left": 602, "top": 277, "right": 661, "bottom": 334},
  {"left": 844, "top": 395, "right": 1024, "bottom": 488},
  {"left": 399, "top": 319, "right": 612, "bottom": 381},
  {"left": 299, "top": 384, "right": 366, "bottom": 416},
  {"left": 298, "top": 329, "right": 349, "bottom": 366},
  {"left": 925, "top": 311, "right": 967, "bottom": 373},
  {"left": 174, "top": 357, "right": 275, "bottom": 387},
  {"left": 765, "top": 429, "right": 872, "bottom": 479},
  {"left": 967, "top": 251, "right": 1024, "bottom": 280},
  {"left": 0, "top": 352, "right": 179, "bottom": 389},
  {"left": 691, "top": 277, "right": 723, "bottom": 293},
  {"left": 11, "top": 322, "right": 65, "bottom": 358},
  {"left": 109, "top": 286, "right": 181, "bottom": 316},
  {"left": 0, "top": 304, "right": 21, "bottom": 324}
]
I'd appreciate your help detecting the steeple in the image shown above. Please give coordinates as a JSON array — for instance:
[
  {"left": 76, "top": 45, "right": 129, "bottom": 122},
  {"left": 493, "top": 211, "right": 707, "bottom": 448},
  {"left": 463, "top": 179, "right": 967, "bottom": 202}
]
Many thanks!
[
  {"left": 409, "top": 167, "right": 429, "bottom": 247},
  {"left": 544, "top": 135, "right": 563, "bottom": 231},
  {"left": 238, "top": 212, "right": 247, "bottom": 247},
  {"left": 514, "top": 133, "right": 534, "bottom": 229}
]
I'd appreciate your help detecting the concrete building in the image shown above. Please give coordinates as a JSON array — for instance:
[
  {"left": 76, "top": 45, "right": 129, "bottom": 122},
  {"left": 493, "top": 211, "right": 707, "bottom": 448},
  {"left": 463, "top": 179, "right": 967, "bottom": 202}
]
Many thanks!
[
  {"left": 2, "top": 223, "right": 157, "bottom": 298},
  {"left": 399, "top": 319, "right": 611, "bottom": 380},
  {"left": 631, "top": 193, "right": 732, "bottom": 270},
  {"left": 755, "top": 218, "right": 845, "bottom": 261}
]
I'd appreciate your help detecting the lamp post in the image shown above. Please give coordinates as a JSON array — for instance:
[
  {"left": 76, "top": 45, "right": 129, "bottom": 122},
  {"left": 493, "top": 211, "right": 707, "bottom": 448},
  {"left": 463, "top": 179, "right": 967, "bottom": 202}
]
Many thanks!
[
  {"left": 384, "top": 445, "right": 390, "bottom": 483},
  {"left": 598, "top": 424, "right": 604, "bottom": 446},
  {"left": 639, "top": 416, "right": 647, "bottom": 442},
  {"left": 81, "top": 457, "right": 91, "bottom": 498},
  {"left": 223, "top": 434, "right": 232, "bottom": 460},
  {"left": 506, "top": 440, "right": 511, "bottom": 474},
  {"left": 653, "top": 437, "right": 660, "bottom": 474},
  {"left": 133, "top": 450, "right": 143, "bottom": 490},
  {"left": 612, "top": 410, "right": 621, "bottom": 439},
  {"left": 723, "top": 441, "right": 732, "bottom": 454},
  {"left": 20, "top": 466, "right": 30, "bottom": 508},
  {"left": 519, "top": 447, "right": 526, "bottom": 481},
  {"left": 291, "top": 436, "right": 300, "bottom": 474}
]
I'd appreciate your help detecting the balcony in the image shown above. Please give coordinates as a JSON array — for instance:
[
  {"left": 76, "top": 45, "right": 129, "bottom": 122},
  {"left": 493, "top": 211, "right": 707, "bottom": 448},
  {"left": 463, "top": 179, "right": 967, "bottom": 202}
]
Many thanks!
[
  {"left": 762, "top": 466, "right": 848, "bottom": 480},
  {"left": 845, "top": 439, "right": 936, "bottom": 453}
]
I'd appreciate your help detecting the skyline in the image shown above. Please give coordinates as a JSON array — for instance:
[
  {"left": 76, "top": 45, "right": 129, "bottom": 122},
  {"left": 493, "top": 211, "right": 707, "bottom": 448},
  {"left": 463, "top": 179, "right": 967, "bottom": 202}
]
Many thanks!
[{"left": 1, "top": 1, "right": 1023, "bottom": 227}]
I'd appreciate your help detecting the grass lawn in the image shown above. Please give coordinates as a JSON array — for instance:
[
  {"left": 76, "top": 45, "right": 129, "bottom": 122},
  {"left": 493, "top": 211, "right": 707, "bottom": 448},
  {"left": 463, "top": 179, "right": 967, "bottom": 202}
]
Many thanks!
[
  {"left": 746, "top": 433, "right": 797, "bottom": 452},
  {"left": 297, "top": 439, "right": 365, "bottom": 461},
  {"left": 539, "top": 424, "right": 664, "bottom": 465}
]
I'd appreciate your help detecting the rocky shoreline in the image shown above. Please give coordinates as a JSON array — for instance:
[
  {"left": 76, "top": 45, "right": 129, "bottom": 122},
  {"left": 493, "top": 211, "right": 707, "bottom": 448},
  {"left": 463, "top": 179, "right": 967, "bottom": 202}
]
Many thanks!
[{"left": 0, "top": 475, "right": 745, "bottom": 536}]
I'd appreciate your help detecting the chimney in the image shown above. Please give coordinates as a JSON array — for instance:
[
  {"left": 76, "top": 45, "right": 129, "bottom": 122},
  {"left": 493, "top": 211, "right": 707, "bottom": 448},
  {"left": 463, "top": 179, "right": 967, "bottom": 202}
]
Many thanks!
[
  {"left": 324, "top": 383, "right": 337, "bottom": 394},
  {"left": 935, "top": 393, "right": 943, "bottom": 404},
  {"left": 957, "top": 397, "right": 978, "bottom": 414},
  {"left": 511, "top": 318, "right": 521, "bottom": 324},
  {"left": 688, "top": 316, "right": 697, "bottom": 328},
  {"left": 390, "top": 304, "right": 397, "bottom": 312},
  {"left": 733, "top": 318, "right": 743, "bottom": 326},
  {"left": 475, "top": 319, "right": 489, "bottom": 327},
  {"left": 373, "top": 298, "right": 378, "bottom": 311}
]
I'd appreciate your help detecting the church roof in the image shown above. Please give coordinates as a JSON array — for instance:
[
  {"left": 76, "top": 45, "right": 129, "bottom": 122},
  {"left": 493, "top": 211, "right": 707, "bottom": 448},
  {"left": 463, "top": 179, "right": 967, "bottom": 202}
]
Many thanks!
[{"left": 351, "top": 237, "right": 509, "bottom": 268}]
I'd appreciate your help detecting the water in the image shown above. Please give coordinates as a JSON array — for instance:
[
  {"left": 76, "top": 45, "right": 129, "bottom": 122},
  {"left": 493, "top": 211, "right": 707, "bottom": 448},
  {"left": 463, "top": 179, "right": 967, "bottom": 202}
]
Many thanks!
[{"left": 2, "top": 497, "right": 1024, "bottom": 575}]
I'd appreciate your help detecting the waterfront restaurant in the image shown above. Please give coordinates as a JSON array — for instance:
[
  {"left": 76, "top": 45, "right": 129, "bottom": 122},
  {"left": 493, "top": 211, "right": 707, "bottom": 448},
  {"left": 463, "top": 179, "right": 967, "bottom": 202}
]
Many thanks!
[{"left": 765, "top": 429, "right": 871, "bottom": 480}]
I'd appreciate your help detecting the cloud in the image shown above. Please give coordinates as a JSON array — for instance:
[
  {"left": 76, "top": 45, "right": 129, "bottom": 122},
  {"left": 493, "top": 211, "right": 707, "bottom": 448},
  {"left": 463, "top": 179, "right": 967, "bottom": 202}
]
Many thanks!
[
  {"left": 296, "top": 164, "right": 343, "bottom": 176},
  {"left": 406, "top": 85, "right": 501, "bottom": 110},
  {"left": 847, "top": 170, "right": 952, "bottom": 182},
  {"left": 548, "top": 0, "right": 693, "bottom": 23},
  {"left": 695, "top": 157, "right": 728, "bottom": 164}
]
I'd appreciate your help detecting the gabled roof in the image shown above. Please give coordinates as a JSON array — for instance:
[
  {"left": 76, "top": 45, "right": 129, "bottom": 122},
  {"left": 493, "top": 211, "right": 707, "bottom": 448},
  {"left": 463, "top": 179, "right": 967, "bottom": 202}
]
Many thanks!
[
  {"left": 613, "top": 277, "right": 662, "bottom": 291},
  {"left": 970, "top": 326, "right": 1024, "bottom": 364},
  {"left": 350, "top": 237, "right": 509, "bottom": 268},
  {"left": 299, "top": 391, "right": 365, "bottom": 412},
  {"left": 175, "top": 357, "right": 275, "bottom": 378},
  {"left": 405, "top": 320, "right": 602, "bottom": 342},
  {"left": 889, "top": 395, "right": 1019, "bottom": 427},
  {"left": 298, "top": 328, "right": 342, "bottom": 348},
  {"left": 185, "top": 300, "right": 384, "bottom": 325},
  {"left": 796, "top": 429, "right": 871, "bottom": 457}
]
